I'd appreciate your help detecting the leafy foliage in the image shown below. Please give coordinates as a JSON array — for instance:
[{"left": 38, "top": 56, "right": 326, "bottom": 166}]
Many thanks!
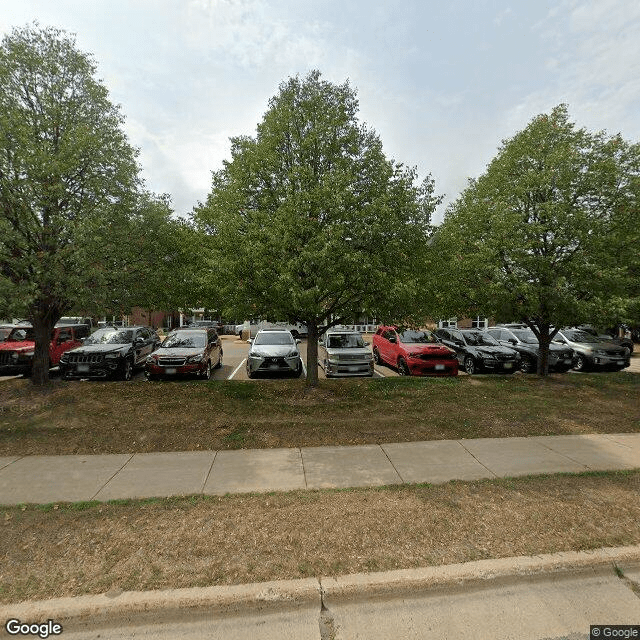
[
  {"left": 0, "top": 25, "right": 141, "bottom": 383},
  {"left": 429, "top": 105, "right": 640, "bottom": 373},
  {"left": 195, "top": 71, "right": 439, "bottom": 384}
]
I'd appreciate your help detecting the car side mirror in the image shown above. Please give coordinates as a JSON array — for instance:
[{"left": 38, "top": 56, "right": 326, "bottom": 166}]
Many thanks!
[
  {"left": 509, "top": 339, "right": 517, "bottom": 345},
  {"left": 364, "top": 341, "right": 370, "bottom": 346},
  {"left": 247, "top": 339, "right": 252, "bottom": 344},
  {"left": 296, "top": 339, "right": 301, "bottom": 344},
  {"left": 388, "top": 336, "right": 397, "bottom": 343},
  {"left": 136, "top": 337, "right": 145, "bottom": 344},
  {"left": 454, "top": 340, "right": 463, "bottom": 346}
]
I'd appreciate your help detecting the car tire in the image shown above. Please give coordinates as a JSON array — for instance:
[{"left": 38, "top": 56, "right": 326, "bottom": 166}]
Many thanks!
[
  {"left": 397, "top": 358, "right": 411, "bottom": 376},
  {"left": 520, "top": 358, "right": 535, "bottom": 374},
  {"left": 373, "top": 347, "right": 382, "bottom": 365},
  {"left": 203, "top": 360, "right": 212, "bottom": 380},
  {"left": 214, "top": 349, "right": 223, "bottom": 369},
  {"left": 247, "top": 367, "right": 256, "bottom": 379},
  {"left": 122, "top": 359, "right": 133, "bottom": 381},
  {"left": 293, "top": 359, "right": 303, "bottom": 378},
  {"left": 323, "top": 359, "right": 332, "bottom": 378},
  {"left": 464, "top": 356, "right": 476, "bottom": 375},
  {"left": 573, "top": 354, "right": 587, "bottom": 371}
]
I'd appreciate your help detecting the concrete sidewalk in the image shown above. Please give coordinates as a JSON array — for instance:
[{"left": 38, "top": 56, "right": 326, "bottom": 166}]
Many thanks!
[{"left": 0, "top": 432, "right": 639, "bottom": 505}]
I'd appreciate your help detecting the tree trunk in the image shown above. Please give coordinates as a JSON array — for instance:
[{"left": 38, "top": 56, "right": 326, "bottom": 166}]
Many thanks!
[
  {"left": 536, "top": 324, "right": 551, "bottom": 376},
  {"left": 305, "top": 322, "right": 319, "bottom": 387},
  {"left": 30, "top": 305, "right": 59, "bottom": 386}
]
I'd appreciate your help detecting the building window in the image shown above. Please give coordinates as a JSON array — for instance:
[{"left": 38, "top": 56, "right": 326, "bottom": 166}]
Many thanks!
[
  {"left": 438, "top": 318, "right": 458, "bottom": 329},
  {"left": 471, "top": 316, "right": 488, "bottom": 329}
]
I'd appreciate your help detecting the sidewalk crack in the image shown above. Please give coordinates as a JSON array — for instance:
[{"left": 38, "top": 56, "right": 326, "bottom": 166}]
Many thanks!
[
  {"left": 89, "top": 453, "right": 135, "bottom": 501},
  {"left": 614, "top": 563, "right": 640, "bottom": 599}
]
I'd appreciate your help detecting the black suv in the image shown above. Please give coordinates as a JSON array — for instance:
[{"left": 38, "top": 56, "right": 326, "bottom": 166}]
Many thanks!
[
  {"left": 485, "top": 327, "right": 575, "bottom": 373},
  {"left": 60, "top": 326, "right": 160, "bottom": 380},
  {"left": 434, "top": 328, "right": 520, "bottom": 375}
]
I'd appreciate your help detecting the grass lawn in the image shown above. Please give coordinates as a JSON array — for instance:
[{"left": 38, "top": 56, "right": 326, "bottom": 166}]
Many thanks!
[
  {"left": 1, "top": 470, "right": 638, "bottom": 604},
  {"left": 0, "top": 373, "right": 640, "bottom": 456},
  {"left": 1, "top": 373, "right": 639, "bottom": 455}
]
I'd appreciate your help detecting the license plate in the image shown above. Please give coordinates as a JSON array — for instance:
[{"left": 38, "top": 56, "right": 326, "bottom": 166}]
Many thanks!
[
  {"left": 435, "top": 364, "right": 445, "bottom": 371},
  {"left": 348, "top": 366, "right": 360, "bottom": 372},
  {"left": 564, "top": 359, "right": 573, "bottom": 363},
  {"left": 77, "top": 364, "right": 90, "bottom": 373},
  {"left": 165, "top": 368, "right": 176, "bottom": 375},
  {"left": 503, "top": 362, "right": 513, "bottom": 369},
  {"left": 269, "top": 364, "right": 280, "bottom": 370}
]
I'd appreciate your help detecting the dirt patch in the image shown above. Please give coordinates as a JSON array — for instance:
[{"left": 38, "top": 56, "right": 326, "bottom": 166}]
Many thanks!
[{"left": 1, "top": 471, "right": 638, "bottom": 603}]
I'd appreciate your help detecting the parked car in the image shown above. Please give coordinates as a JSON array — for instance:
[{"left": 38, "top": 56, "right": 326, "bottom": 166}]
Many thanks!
[
  {"left": 246, "top": 329, "right": 303, "bottom": 378},
  {"left": 59, "top": 326, "right": 160, "bottom": 380},
  {"left": 145, "top": 327, "right": 222, "bottom": 380},
  {"left": 434, "top": 328, "right": 520, "bottom": 375},
  {"left": 57, "top": 316, "right": 95, "bottom": 330},
  {"left": 188, "top": 320, "right": 225, "bottom": 334},
  {"left": 576, "top": 325, "right": 634, "bottom": 355},
  {"left": 485, "top": 327, "right": 575, "bottom": 373},
  {"left": 318, "top": 328, "right": 374, "bottom": 377},
  {"left": 237, "top": 320, "right": 308, "bottom": 339},
  {"left": 553, "top": 329, "right": 630, "bottom": 371},
  {"left": 0, "top": 324, "right": 89, "bottom": 375},
  {"left": 372, "top": 326, "right": 458, "bottom": 376}
]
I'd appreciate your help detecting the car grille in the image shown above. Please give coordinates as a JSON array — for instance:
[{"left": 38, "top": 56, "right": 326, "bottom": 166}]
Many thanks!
[
  {"left": 605, "top": 350, "right": 623, "bottom": 357},
  {"left": 417, "top": 352, "right": 450, "bottom": 360},
  {"left": 158, "top": 357, "right": 186, "bottom": 366},
  {"left": 67, "top": 354, "right": 103, "bottom": 364},
  {"left": 494, "top": 354, "right": 516, "bottom": 361},
  {"left": 259, "top": 357, "right": 288, "bottom": 367},
  {"left": 338, "top": 353, "right": 366, "bottom": 361},
  {"left": 0, "top": 352, "right": 16, "bottom": 365}
]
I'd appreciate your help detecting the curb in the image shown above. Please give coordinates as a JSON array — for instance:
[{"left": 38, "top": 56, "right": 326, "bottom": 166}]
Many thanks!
[{"left": 2, "top": 545, "right": 639, "bottom": 628}]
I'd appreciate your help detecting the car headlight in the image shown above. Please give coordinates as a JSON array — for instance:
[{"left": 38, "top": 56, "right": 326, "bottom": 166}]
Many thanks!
[
  {"left": 24, "top": 351, "right": 34, "bottom": 357},
  {"left": 408, "top": 352, "right": 422, "bottom": 358},
  {"left": 105, "top": 353, "right": 121, "bottom": 359},
  {"left": 286, "top": 351, "right": 298, "bottom": 358},
  {"left": 594, "top": 349, "right": 607, "bottom": 356},
  {"left": 187, "top": 354, "right": 203, "bottom": 363},
  {"left": 248, "top": 351, "right": 259, "bottom": 358},
  {"left": 146, "top": 355, "right": 156, "bottom": 363}
]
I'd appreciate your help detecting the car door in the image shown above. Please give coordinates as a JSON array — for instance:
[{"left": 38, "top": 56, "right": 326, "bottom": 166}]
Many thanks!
[
  {"left": 446, "top": 330, "right": 467, "bottom": 364},
  {"left": 379, "top": 329, "right": 396, "bottom": 365},
  {"left": 132, "top": 329, "right": 150, "bottom": 365}
]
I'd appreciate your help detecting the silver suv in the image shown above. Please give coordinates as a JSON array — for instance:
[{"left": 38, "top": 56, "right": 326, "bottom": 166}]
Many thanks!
[
  {"left": 554, "top": 329, "right": 630, "bottom": 371},
  {"left": 246, "top": 329, "right": 303, "bottom": 378},
  {"left": 319, "top": 329, "right": 374, "bottom": 377}
]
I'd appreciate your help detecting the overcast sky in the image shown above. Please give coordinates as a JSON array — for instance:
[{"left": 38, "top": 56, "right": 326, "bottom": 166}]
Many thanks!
[{"left": 2, "top": 0, "right": 639, "bottom": 223}]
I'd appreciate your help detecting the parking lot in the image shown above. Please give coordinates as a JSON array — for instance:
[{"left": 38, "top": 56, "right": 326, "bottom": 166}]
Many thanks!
[{"left": 1, "top": 333, "right": 638, "bottom": 384}]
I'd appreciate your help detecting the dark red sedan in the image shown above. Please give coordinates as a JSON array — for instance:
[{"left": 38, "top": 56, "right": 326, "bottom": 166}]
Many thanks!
[
  {"left": 372, "top": 326, "right": 459, "bottom": 376},
  {"left": 145, "top": 328, "right": 222, "bottom": 380}
]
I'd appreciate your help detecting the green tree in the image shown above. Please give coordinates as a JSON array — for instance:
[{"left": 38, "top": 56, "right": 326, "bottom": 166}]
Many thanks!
[
  {"left": 195, "top": 70, "right": 438, "bottom": 385},
  {"left": 430, "top": 105, "right": 639, "bottom": 374},
  {"left": 0, "top": 25, "right": 141, "bottom": 384}
]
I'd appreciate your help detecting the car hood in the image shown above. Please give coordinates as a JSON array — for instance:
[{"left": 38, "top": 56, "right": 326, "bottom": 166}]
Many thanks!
[
  {"left": 403, "top": 344, "right": 456, "bottom": 357},
  {"left": 153, "top": 347, "right": 203, "bottom": 357},
  {"left": 564, "top": 340, "right": 625, "bottom": 353},
  {"left": 0, "top": 341, "right": 35, "bottom": 352},
  {"left": 68, "top": 343, "right": 131, "bottom": 355},
  {"left": 250, "top": 344, "right": 297, "bottom": 357},
  {"left": 471, "top": 346, "right": 517, "bottom": 356}
]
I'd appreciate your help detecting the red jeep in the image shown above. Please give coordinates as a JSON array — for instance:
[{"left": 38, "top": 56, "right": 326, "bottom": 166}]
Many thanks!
[
  {"left": 0, "top": 324, "right": 89, "bottom": 375},
  {"left": 373, "top": 326, "right": 459, "bottom": 376}
]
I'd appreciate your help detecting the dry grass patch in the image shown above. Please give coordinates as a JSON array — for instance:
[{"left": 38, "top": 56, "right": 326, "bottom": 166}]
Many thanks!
[
  {"left": 0, "top": 374, "right": 639, "bottom": 455},
  {"left": 1, "top": 470, "right": 639, "bottom": 603}
]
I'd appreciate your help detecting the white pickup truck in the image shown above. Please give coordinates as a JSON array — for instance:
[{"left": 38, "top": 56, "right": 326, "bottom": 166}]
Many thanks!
[{"left": 236, "top": 320, "right": 308, "bottom": 339}]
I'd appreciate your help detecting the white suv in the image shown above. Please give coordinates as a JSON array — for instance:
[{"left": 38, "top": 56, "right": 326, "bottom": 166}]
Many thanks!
[{"left": 246, "top": 329, "right": 303, "bottom": 378}]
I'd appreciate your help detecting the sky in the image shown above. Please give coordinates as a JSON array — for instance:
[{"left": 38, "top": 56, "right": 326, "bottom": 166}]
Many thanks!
[{"left": 2, "top": 0, "right": 639, "bottom": 223}]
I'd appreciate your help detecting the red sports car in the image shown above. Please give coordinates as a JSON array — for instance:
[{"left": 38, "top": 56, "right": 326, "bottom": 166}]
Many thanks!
[{"left": 373, "top": 326, "right": 459, "bottom": 376}]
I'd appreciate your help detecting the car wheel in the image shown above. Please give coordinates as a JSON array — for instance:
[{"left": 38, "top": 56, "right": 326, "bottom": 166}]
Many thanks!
[
  {"left": 203, "top": 360, "right": 212, "bottom": 380},
  {"left": 397, "top": 358, "right": 411, "bottom": 376},
  {"left": 122, "top": 359, "right": 133, "bottom": 381},
  {"left": 373, "top": 347, "right": 382, "bottom": 365},
  {"left": 293, "top": 359, "right": 303, "bottom": 378},
  {"left": 573, "top": 354, "right": 586, "bottom": 371},
  {"left": 464, "top": 356, "right": 476, "bottom": 375},
  {"left": 214, "top": 349, "right": 223, "bottom": 369},
  {"left": 519, "top": 358, "right": 535, "bottom": 374},
  {"left": 247, "top": 366, "right": 256, "bottom": 379}
]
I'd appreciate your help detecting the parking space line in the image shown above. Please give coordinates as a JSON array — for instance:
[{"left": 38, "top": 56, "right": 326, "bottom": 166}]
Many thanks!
[{"left": 228, "top": 359, "right": 246, "bottom": 380}]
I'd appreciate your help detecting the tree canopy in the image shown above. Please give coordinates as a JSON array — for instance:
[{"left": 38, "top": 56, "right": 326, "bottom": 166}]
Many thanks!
[
  {"left": 0, "top": 24, "right": 141, "bottom": 383},
  {"left": 429, "top": 105, "right": 640, "bottom": 373},
  {"left": 194, "top": 70, "right": 439, "bottom": 385}
]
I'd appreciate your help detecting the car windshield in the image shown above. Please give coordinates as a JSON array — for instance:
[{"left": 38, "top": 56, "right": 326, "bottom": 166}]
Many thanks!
[
  {"left": 254, "top": 332, "right": 293, "bottom": 345},
  {"left": 512, "top": 330, "right": 539, "bottom": 344},
  {"left": 561, "top": 330, "right": 599, "bottom": 343},
  {"left": 85, "top": 329, "right": 134, "bottom": 345},
  {"left": 326, "top": 333, "right": 365, "bottom": 348},
  {"left": 162, "top": 332, "right": 206, "bottom": 348},
  {"left": 8, "top": 328, "right": 35, "bottom": 342},
  {"left": 398, "top": 330, "right": 438, "bottom": 344},
  {"left": 462, "top": 331, "right": 499, "bottom": 346}
]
